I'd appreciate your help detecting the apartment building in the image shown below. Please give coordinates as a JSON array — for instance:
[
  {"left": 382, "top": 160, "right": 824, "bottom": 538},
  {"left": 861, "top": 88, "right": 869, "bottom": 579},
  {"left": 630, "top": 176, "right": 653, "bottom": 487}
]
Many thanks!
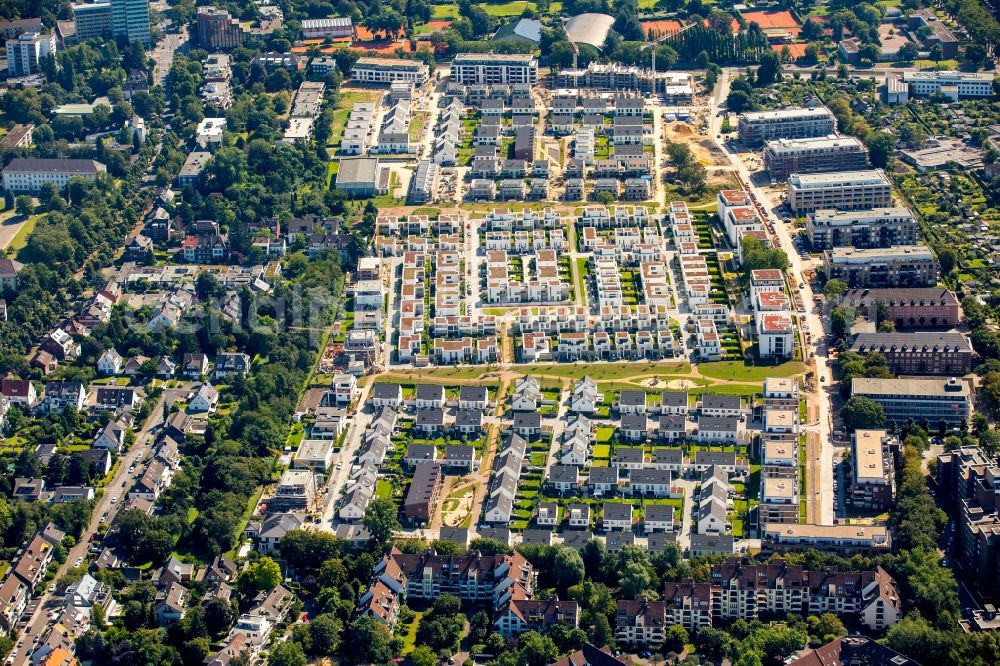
[
  {"left": 2, "top": 158, "right": 106, "bottom": 192},
  {"left": 5, "top": 31, "right": 56, "bottom": 76},
  {"left": 763, "top": 135, "right": 869, "bottom": 181},
  {"left": 850, "top": 430, "right": 896, "bottom": 511},
  {"left": 737, "top": 107, "right": 837, "bottom": 147},
  {"left": 807, "top": 206, "right": 918, "bottom": 249},
  {"left": 851, "top": 376, "right": 971, "bottom": 430},
  {"left": 451, "top": 53, "right": 538, "bottom": 85},
  {"left": 787, "top": 169, "right": 893, "bottom": 214},
  {"left": 616, "top": 560, "right": 901, "bottom": 645},
  {"left": 557, "top": 63, "right": 693, "bottom": 98},
  {"left": 110, "top": 0, "right": 151, "bottom": 46},
  {"left": 907, "top": 10, "right": 959, "bottom": 57},
  {"left": 849, "top": 331, "right": 973, "bottom": 375},
  {"left": 352, "top": 57, "right": 430, "bottom": 84},
  {"left": 903, "top": 70, "right": 993, "bottom": 99},
  {"left": 839, "top": 287, "right": 960, "bottom": 328},
  {"left": 823, "top": 245, "right": 938, "bottom": 288}
]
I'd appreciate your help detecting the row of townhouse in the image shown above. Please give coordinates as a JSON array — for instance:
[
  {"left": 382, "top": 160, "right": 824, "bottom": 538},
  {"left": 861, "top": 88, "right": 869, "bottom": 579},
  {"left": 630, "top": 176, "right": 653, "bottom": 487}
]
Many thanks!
[
  {"left": 536, "top": 329, "right": 678, "bottom": 363},
  {"left": 479, "top": 207, "right": 566, "bottom": 231},
  {"left": 577, "top": 205, "right": 653, "bottom": 230},
  {"left": 616, "top": 560, "right": 901, "bottom": 643},
  {"left": 373, "top": 98, "right": 413, "bottom": 154},
  {"left": 485, "top": 249, "right": 569, "bottom": 304},
  {"left": 432, "top": 336, "right": 499, "bottom": 364},
  {"left": 484, "top": 433, "right": 528, "bottom": 524},
  {"left": 396, "top": 250, "right": 427, "bottom": 364},
  {"left": 678, "top": 253, "right": 712, "bottom": 307},
  {"left": 483, "top": 228, "right": 567, "bottom": 254},
  {"left": 431, "top": 315, "right": 497, "bottom": 337},
  {"left": 341, "top": 101, "right": 376, "bottom": 155},
  {"left": 559, "top": 413, "right": 594, "bottom": 467},
  {"left": 580, "top": 223, "right": 661, "bottom": 252},
  {"left": 548, "top": 454, "right": 749, "bottom": 498},
  {"left": 668, "top": 201, "right": 700, "bottom": 257},
  {"left": 377, "top": 212, "right": 464, "bottom": 237},
  {"left": 433, "top": 96, "right": 464, "bottom": 166},
  {"left": 338, "top": 407, "right": 398, "bottom": 520}
]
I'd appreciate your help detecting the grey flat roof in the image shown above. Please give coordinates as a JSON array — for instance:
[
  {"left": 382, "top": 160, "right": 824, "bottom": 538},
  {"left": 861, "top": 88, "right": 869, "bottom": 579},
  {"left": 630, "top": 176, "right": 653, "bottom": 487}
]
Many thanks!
[{"left": 336, "top": 157, "right": 379, "bottom": 186}]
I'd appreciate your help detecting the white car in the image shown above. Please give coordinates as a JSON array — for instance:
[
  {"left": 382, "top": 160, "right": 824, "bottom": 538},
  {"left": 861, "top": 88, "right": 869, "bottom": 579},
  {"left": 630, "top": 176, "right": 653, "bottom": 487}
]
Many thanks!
[
  {"left": 110, "top": 496, "right": 118, "bottom": 504},
  {"left": 75, "top": 557, "right": 83, "bottom": 567}
]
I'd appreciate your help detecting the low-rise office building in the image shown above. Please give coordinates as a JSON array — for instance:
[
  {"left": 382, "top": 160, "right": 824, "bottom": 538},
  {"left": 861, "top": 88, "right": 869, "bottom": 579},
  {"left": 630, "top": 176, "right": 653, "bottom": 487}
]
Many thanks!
[
  {"left": 787, "top": 169, "right": 893, "bottom": 214},
  {"left": 851, "top": 376, "right": 971, "bottom": 430},
  {"left": 2, "top": 157, "right": 105, "bottom": 192},
  {"left": 903, "top": 70, "right": 994, "bottom": 99}
]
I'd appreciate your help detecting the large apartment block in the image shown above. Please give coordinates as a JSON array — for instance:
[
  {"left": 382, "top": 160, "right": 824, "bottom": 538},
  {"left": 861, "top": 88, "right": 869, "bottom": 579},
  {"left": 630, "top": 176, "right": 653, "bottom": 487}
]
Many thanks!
[
  {"left": 839, "top": 287, "right": 960, "bottom": 328},
  {"left": 787, "top": 169, "right": 893, "bottom": 214},
  {"left": 72, "top": 2, "right": 113, "bottom": 40},
  {"left": 849, "top": 331, "right": 974, "bottom": 376},
  {"left": 903, "top": 70, "right": 993, "bottom": 99},
  {"left": 807, "top": 206, "right": 918, "bottom": 250},
  {"left": 823, "top": 245, "right": 938, "bottom": 288},
  {"left": 737, "top": 107, "right": 836, "bottom": 147},
  {"left": 5, "top": 31, "right": 56, "bottom": 77},
  {"left": 615, "top": 560, "right": 901, "bottom": 642},
  {"left": 935, "top": 447, "right": 1000, "bottom": 596},
  {"left": 352, "top": 57, "right": 430, "bottom": 85},
  {"left": 451, "top": 53, "right": 538, "bottom": 85},
  {"left": 851, "top": 376, "right": 971, "bottom": 430},
  {"left": 763, "top": 135, "right": 869, "bottom": 181},
  {"left": 761, "top": 523, "right": 892, "bottom": 554}
]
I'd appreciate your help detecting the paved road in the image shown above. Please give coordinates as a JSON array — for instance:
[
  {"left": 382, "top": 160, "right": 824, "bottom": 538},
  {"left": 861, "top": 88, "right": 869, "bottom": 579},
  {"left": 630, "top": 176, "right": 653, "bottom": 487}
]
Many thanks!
[
  {"left": 11, "top": 387, "right": 190, "bottom": 666},
  {"left": 0, "top": 211, "right": 30, "bottom": 251},
  {"left": 151, "top": 24, "right": 188, "bottom": 87}
]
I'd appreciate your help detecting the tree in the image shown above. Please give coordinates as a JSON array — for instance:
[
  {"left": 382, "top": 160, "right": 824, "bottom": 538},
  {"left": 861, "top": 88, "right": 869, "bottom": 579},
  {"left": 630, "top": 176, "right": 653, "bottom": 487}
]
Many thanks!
[
  {"left": 858, "top": 43, "right": 881, "bottom": 63},
  {"left": 841, "top": 396, "right": 885, "bottom": 430},
  {"left": 664, "top": 624, "right": 689, "bottom": 652},
  {"left": 364, "top": 498, "right": 401, "bottom": 544},
  {"left": 269, "top": 642, "right": 307, "bottom": 666},
  {"left": 809, "top": 612, "right": 847, "bottom": 644},
  {"left": 410, "top": 645, "right": 438, "bottom": 666},
  {"left": 831, "top": 305, "right": 856, "bottom": 340},
  {"left": 553, "top": 547, "right": 586, "bottom": 591},
  {"left": 899, "top": 42, "right": 919, "bottom": 61},
  {"left": 238, "top": 556, "right": 282, "bottom": 593},
  {"left": 726, "top": 89, "right": 752, "bottom": 113},
  {"left": 203, "top": 596, "right": 233, "bottom": 637},
  {"left": 865, "top": 131, "right": 897, "bottom": 168},
  {"left": 823, "top": 279, "right": 847, "bottom": 300},
  {"left": 756, "top": 51, "right": 782, "bottom": 86},
  {"left": 519, "top": 631, "right": 558, "bottom": 666},
  {"left": 309, "top": 614, "right": 343, "bottom": 655},
  {"left": 14, "top": 196, "right": 33, "bottom": 217},
  {"left": 344, "top": 617, "right": 397, "bottom": 664},
  {"left": 962, "top": 44, "right": 988, "bottom": 70},
  {"left": 937, "top": 247, "right": 957, "bottom": 275},
  {"left": 929, "top": 43, "right": 943, "bottom": 62},
  {"left": 696, "top": 50, "right": 711, "bottom": 69}
]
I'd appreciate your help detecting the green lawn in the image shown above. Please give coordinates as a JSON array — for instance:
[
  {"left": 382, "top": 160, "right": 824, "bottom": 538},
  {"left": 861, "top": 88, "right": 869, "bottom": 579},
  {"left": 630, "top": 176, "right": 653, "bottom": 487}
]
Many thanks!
[
  {"left": 376, "top": 479, "right": 394, "bottom": 500},
  {"left": 595, "top": 428, "right": 615, "bottom": 445},
  {"left": 7, "top": 213, "right": 42, "bottom": 253},
  {"left": 696, "top": 360, "right": 805, "bottom": 382},
  {"left": 575, "top": 256, "right": 590, "bottom": 307}
]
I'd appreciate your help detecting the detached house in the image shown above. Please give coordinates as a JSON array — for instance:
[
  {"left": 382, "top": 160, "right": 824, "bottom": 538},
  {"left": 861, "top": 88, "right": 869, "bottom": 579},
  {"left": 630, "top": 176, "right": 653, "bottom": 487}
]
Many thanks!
[{"left": 188, "top": 384, "right": 220, "bottom": 413}]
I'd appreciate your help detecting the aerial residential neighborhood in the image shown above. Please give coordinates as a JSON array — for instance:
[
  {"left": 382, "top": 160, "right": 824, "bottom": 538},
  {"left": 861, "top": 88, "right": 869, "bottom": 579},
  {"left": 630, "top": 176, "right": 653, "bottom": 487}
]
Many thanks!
[{"left": 0, "top": 0, "right": 997, "bottom": 664}]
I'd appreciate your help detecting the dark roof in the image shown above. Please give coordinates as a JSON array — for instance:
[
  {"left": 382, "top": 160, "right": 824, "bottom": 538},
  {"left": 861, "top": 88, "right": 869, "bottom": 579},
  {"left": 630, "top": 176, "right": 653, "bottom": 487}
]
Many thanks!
[
  {"left": 621, "top": 414, "right": 647, "bottom": 431},
  {"left": 695, "top": 450, "right": 737, "bottom": 465},
  {"left": 3, "top": 157, "right": 104, "bottom": 174},
  {"left": 561, "top": 530, "right": 594, "bottom": 549},
  {"left": 548, "top": 464, "right": 578, "bottom": 484},
  {"left": 615, "top": 447, "right": 644, "bottom": 463},
  {"left": 850, "top": 331, "right": 972, "bottom": 354},
  {"left": 630, "top": 468, "right": 671, "bottom": 485},
  {"left": 513, "top": 411, "right": 541, "bottom": 429},
  {"left": 521, "top": 529, "right": 554, "bottom": 544},
  {"left": 446, "top": 445, "right": 475, "bottom": 460},
  {"left": 406, "top": 443, "right": 436, "bottom": 460},
  {"left": 661, "top": 390, "right": 688, "bottom": 407},
  {"left": 416, "top": 408, "right": 444, "bottom": 426},
  {"left": 619, "top": 390, "right": 646, "bottom": 406},
  {"left": 454, "top": 408, "right": 482, "bottom": 428},
  {"left": 459, "top": 385, "right": 488, "bottom": 402},
  {"left": 415, "top": 384, "right": 444, "bottom": 401},
  {"left": 789, "top": 636, "right": 921, "bottom": 666},
  {"left": 644, "top": 504, "right": 675, "bottom": 523},
  {"left": 588, "top": 467, "right": 619, "bottom": 485},
  {"left": 372, "top": 383, "right": 401, "bottom": 399},
  {"left": 702, "top": 394, "right": 742, "bottom": 410},
  {"left": 603, "top": 502, "right": 632, "bottom": 522},
  {"left": 653, "top": 448, "right": 683, "bottom": 464},
  {"left": 698, "top": 415, "right": 740, "bottom": 432},
  {"left": 658, "top": 414, "right": 686, "bottom": 431}
]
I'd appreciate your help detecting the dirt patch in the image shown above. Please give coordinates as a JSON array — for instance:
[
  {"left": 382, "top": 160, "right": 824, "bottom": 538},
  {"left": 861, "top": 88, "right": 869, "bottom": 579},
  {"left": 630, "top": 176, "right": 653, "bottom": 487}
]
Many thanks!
[
  {"left": 638, "top": 377, "right": 700, "bottom": 390},
  {"left": 441, "top": 481, "right": 477, "bottom": 527}
]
